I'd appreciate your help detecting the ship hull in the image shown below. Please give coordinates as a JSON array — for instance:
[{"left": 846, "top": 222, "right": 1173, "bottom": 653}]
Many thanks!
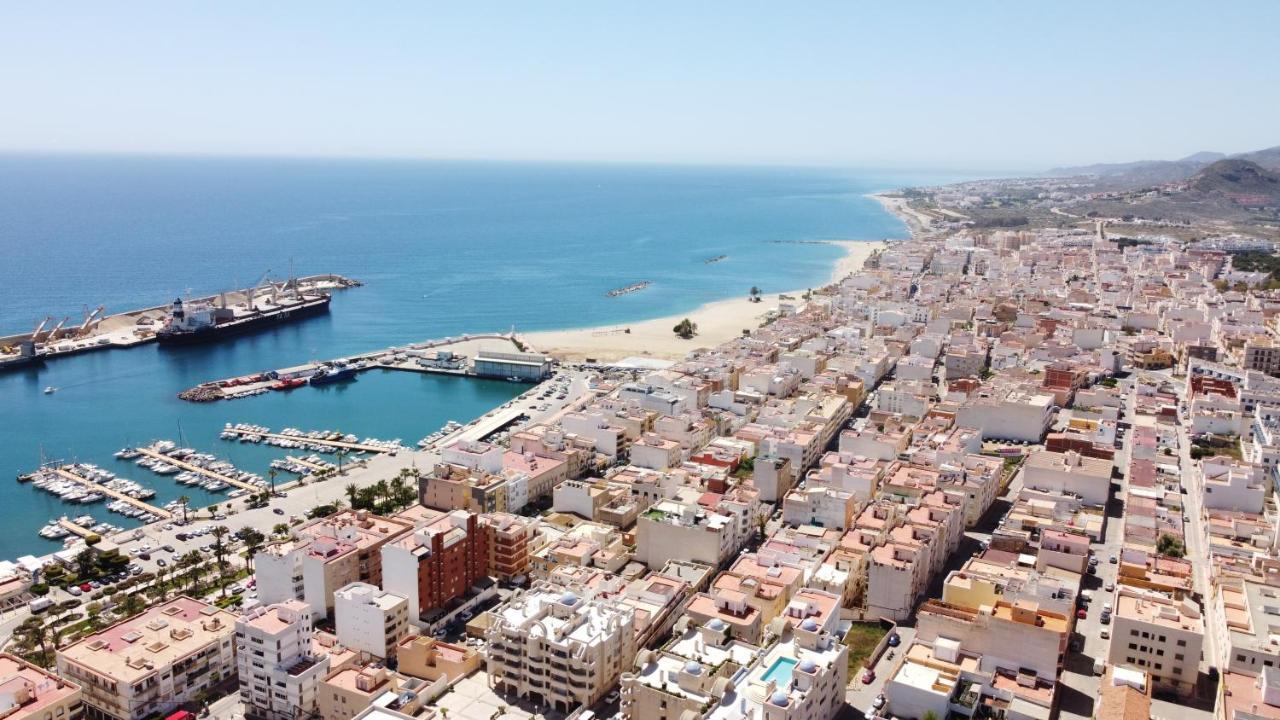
[{"left": 157, "top": 296, "right": 331, "bottom": 346}]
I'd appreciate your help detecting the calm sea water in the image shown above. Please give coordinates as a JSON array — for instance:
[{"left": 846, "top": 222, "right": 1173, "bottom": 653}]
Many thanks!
[{"left": 0, "top": 155, "right": 960, "bottom": 559}]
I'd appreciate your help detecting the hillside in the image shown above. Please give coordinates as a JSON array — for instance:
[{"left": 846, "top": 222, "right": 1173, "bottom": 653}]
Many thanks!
[
  {"left": 1187, "top": 159, "right": 1280, "bottom": 198},
  {"left": 1046, "top": 145, "right": 1280, "bottom": 189}
]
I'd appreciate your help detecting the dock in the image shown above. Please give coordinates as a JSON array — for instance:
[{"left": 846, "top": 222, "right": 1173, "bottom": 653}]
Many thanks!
[
  {"left": 223, "top": 427, "right": 394, "bottom": 454},
  {"left": 53, "top": 467, "right": 173, "bottom": 520},
  {"left": 135, "top": 447, "right": 261, "bottom": 494},
  {"left": 285, "top": 455, "right": 329, "bottom": 473},
  {"left": 57, "top": 519, "right": 95, "bottom": 539}
]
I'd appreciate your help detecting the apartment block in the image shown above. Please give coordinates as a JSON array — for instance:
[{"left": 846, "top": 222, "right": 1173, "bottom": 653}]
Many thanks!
[
  {"left": 1107, "top": 588, "right": 1204, "bottom": 697},
  {"left": 57, "top": 597, "right": 237, "bottom": 720},
  {"left": 0, "top": 653, "right": 82, "bottom": 720},
  {"left": 236, "top": 601, "right": 330, "bottom": 720},
  {"left": 380, "top": 510, "right": 488, "bottom": 626},
  {"left": 333, "top": 583, "right": 411, "bottom": 661},
  {"left": 485, "top": 583, "right": 637, "bottom": 714},
  {"left": 255, "top": 510, "right": 413, "bottom": 619}
]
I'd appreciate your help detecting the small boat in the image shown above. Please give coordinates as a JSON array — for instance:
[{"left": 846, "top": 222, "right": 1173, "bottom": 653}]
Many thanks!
[{"left": 43, "top": 386, "right": 57, "bottom": 395}]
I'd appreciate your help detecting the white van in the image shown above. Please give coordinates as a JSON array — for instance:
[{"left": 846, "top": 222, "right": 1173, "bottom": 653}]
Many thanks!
[{"left": 29, "top": 597, "right": 54, "bottom": 613}]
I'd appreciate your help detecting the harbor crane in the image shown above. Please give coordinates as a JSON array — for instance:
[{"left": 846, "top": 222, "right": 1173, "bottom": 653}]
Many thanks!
[
  {"left": 45, "top": 316, "right": 69, "bottom": 342},
  {"left": 31, "top": 316, "right": 51, "bottom": 342},
  {"left": 77, "top": 305, "right": 104, "bottom": 337}
]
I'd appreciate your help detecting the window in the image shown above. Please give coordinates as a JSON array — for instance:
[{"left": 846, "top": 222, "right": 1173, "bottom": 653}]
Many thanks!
[
  {"left": 1178, "top": 640, "right": 1187, "bottom": 647},
  {"left": 1173, "top": 667, "right": 1182, "bottom": 675},
  {"left": 1130, "top": 630, "right": 1139, "bottom": 637},
  {"left": 1128, "top": 643, "right": 1138, "bottom": 650},
  {"left": 1175, "top": 654, "right": 1185, "bottom": 661}
]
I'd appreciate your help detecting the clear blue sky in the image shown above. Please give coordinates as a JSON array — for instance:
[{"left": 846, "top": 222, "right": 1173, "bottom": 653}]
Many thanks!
[{"left": 2, "top": 1, "right": 1277, "bottom": 172}]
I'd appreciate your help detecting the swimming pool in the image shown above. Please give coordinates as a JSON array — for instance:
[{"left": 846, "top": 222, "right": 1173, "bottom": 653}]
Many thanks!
[{"left": 762, "top": 656, "right": 798, "bottom": 687}]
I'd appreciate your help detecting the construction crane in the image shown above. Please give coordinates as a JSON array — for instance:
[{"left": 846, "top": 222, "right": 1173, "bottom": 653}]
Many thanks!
[{"left": 77, "top": 305, "right": 104, "bottom": 336}]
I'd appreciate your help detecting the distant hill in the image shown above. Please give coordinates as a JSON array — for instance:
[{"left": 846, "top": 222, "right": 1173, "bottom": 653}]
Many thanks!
[
  {"left": 1187, "top": 159, "right": 1280, "bottom": 199},
  {"left": 1045, "top": 145, "right": 1280, "bottom": 188}
]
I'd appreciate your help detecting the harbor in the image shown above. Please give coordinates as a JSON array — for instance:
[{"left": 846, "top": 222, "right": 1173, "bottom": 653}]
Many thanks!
[
  {"left": 0, "top": 273, "right": 361, "bottom": 372},
  {"left": 176, "top": 332, "right": 550, "bottom": 402}
]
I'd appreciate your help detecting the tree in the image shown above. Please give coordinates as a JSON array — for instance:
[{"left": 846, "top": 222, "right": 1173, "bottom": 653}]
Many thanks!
[
  {"left": 345, "top": 483, "right": 359, "bottom": 507},
  {"left": 268, "top": 468, "right": 278, "bottom": 496},
  {"left": 673, "top": 318, "right": 698, "bottom": 339},
  {"left": 212, "top": 526, "right": 230, "bottom": 592},
  {"left": 1156, "top": 533, "right": 1185, "bottom": 558},
  {"left": 85, "top": 602, "right": 103, "bottom": 631},
  {"left": 13, "top": 618, "right": 55, "bottom": 668},
  {"left": 236, "top": 527, "right": 267, "bottom": 565},
  {"left": 177, "top": 495, "right": 191, "bottom": 524},
  {"left": 272, "top": 522, "right": 290, "bottom": 537},
  {"left": 923, "top": 712, "right": 940, "bottom": 720},
  {"left": 749, "top": 286, "right": 761, "bottom": 302},
  {"left": 75, "top": 548, "right": 97, "bottom": 580},
  {"left": 120, "top": 592, "right": 145, "bottom": 617}
]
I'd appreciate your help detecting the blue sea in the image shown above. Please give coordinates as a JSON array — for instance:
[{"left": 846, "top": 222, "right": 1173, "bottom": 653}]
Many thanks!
[{"left": 0, "top": 155, "right": 962, "bottom": 559}]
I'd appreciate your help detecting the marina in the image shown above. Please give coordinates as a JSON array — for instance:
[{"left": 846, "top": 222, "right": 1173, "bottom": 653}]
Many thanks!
[
  {"left": 46, "top": 465, "right": 172, "bottom": 520},
  {"left": 177, "top": 332, "right": 537, "bottom": 402},
  {"left": 132, "top": 443, "right": 265, "bottom": 495},
  {"left": 219, "top": 424, "right": 406, "bottom": 455}
]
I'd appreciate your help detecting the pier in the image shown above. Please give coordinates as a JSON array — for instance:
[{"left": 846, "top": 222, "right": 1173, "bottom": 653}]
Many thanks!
[
  {"left": 0, "top": 274, "right": 361, "bottom": 372},
  {"left": 222, "top": 427, "right": 394, "bottom": 454},
  {"left": 57, "top": 518, "right": 96, "bottom": 539},
  {"left": 134, "top": 447, "right": 262, "bottom": 494},
  {"left": 284, "top": 455, "right": 329, "bottom": 473},
  {"left": 178, "top": 332, "right": 534, "bottom": 402},
  {"left": 52, "top": 467, "right": 173, "bottom": 520}
]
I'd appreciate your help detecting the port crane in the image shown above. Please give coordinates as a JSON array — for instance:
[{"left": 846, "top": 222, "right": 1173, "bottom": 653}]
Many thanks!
[
  {"left": 45, "top": 316, "right": 69, "bottom": 343},
  {"left": 77, "top": 305, "right": 104, "bottom": 337},
  {"left": 31, "top": 316, "right": 50, "bottom": 342}
]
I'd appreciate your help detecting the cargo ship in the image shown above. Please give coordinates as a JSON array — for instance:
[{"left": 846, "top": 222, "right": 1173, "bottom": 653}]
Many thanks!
[{"left": 157, "top": 290, "right": 331, "bottom": 345}]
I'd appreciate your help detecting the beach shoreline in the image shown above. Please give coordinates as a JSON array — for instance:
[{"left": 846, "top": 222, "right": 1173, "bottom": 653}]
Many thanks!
[
  {"left": 868, "top": 191, "right": 934, "bottom": 237},
  {"left": 523, "top": 239, "right": 886, "bottom": 363}
]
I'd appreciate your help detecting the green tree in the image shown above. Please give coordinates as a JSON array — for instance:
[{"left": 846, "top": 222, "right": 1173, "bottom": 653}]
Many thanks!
[
  {"left": 673, "top": 318, "right": 698, "bottom": 339},
  {"left": 1156, "top": 533, "right": 1185, "bottom": 558},
  {"left": 236, "top": 527, "right": 267, "bottom": 565},
  {"left": 212, "top": 526, "right": 231, "bottom": 592},
  {"left": 75, "top": 549, "right": 97, "bottom": 579},
  {"left": 13, "top": 618, "right": 55, "bottom": 668},
  {"left": 177, "top": 495, "right": 191, "bottom": 524},
  {"left": 272, "top": 522, "right": 290, "bottom": 537}
]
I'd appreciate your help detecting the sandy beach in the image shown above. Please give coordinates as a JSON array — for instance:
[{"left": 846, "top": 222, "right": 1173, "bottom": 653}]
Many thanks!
[
  {"left": 869, "top": 192, "right": 935, "bottom": 237},
  {"left": 523, "top": 240, "right": 884, "bottom": 363}
]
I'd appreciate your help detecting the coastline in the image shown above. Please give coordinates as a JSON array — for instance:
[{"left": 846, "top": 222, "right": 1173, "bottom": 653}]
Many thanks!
[
  {"left": 868, "top": 191, "right": 934, "bottom": 237},
  {"left": 524, "top": 240, "right": 885, "bottom": 363}
]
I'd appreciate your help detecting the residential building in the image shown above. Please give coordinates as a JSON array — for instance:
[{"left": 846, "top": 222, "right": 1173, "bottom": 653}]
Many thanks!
[{"left": 236, "top": 601, "right": 330, "bottom": 720}]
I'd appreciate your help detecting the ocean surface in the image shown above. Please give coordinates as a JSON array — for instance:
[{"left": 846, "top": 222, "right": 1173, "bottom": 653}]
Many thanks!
[{"left": 0, "top": 155, "right": 962, "bottom": 559}]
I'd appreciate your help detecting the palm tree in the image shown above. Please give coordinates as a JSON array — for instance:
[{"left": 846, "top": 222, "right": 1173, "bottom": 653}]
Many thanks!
[
  {"left": 268, "top": 468, "right": 278, "bottom": 496},
  {"left": 180, "top": 550, "right": 204, "bottom": 594},
  {"left": 212, "top": 526, "right": 230, "bottom": 593},
  {"left": 344, "top": 483, "right": 359, "bottom": 507},
  {"left": 121, "top": 592, "right": 145, "bottom": 617},
  {"left": 177, "top": 495, "right": 191, "bottom": 524},
  {"left": 13, "top": 618, "right": 55, "bottom": 668},
  {"left": 272, "top": 522, "right": 290, "bottom": 537},
  {"left": 75, "top": 548, "right": 97, "bottom": 580}
]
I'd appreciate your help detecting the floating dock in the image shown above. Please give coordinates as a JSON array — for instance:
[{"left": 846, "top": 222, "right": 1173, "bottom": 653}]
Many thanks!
[
  {"left": 222, "top": 427, "right": 395, "bottom": 454},
  {"left": 57, "top": 518, "right": 96, "bottom": 539},
  {"left": 134, "top": 447, "right": 262, "bottom": 494},
  {"left": 52, "top": 466, "right": 173, "bottom": 520}
]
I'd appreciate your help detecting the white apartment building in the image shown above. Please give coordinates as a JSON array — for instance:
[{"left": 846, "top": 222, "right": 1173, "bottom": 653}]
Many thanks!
[
  {"left": 57, "top": 597, "right": 237, "bottom": 720},
  {"left": 781, "top": 485, "right": 857, "bottom": 530},
  {"left": 1107, "top": 588, "right": 1205, "bottom": 697},
  {"left": 334, "top": 583, "right": 411, "bottom": 661},
  {"left": 1200, "top": 458, "right": 1268, "bottom": 513},
  {"left": 956, "top": 388, "right": 1056, "bottom": 443},
  {"left": 485, "top": 583, "right": 637, "bottom": 714},
  {"left": 1022, "top": 449, "right": 1112, "bottom": 506},
  {"left": 634, "top": 499, "right": 738, "bottom": 570},
  {"left": 236, "top": 601, "right": 331, "bottom": 720}
]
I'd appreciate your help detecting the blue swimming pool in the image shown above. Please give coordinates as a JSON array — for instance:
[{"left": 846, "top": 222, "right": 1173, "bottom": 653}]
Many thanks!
[{"left": 762, "top": 657, "right": 798, "bottom": 686}]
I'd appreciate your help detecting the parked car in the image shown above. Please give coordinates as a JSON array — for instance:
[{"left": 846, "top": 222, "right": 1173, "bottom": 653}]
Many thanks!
[
  {"left": 887, "top": 633, "right": 901, "bottom": 647},
  {"left": 1076, "top": 608, "right": 1088, "bottom": 619},
  {"left": 861, "top": 670, "right": 876, "bottom": 685},
  {"left": 872, "top": 695, "right": 886, "bottom": 711},
  {"left": 273, "top": 508, "right": 286, "bottom": 515},
  {"left": 79, "top": 583, "right": 92, "bottom": 592}
]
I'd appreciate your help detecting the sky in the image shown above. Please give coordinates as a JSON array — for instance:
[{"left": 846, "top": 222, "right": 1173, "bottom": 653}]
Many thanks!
[{"left": 1, "top": 1, "right": 1277, "bottom": 173}]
